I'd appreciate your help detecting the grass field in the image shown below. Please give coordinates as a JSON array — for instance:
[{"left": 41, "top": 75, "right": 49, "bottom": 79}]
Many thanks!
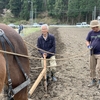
[
  {"left": 15, "top": 27, "right": 40, "bottom": 37},
  {"left": 23, "top": 27, "right": 40, "bottom": 36}
]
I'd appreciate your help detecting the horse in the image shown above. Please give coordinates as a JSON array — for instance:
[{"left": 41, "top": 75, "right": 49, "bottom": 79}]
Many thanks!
[{"left": 0, "top": 24, "right": 30, "bottom": 100}]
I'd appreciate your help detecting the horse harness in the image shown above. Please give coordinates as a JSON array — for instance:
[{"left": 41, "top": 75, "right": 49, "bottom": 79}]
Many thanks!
[{"left": 0, "top": 29, "right": 30, "bottom": 100}]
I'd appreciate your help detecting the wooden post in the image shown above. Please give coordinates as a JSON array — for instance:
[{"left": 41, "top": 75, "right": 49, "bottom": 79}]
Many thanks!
[
  {"left": 28, "top": 55, "right": 48, "bottom": 97},
  {"left": 43, "top": 55, "right": 47, "bottom": 95},
  {"left": 28, "top": 68, "right": 46, "bottom": 96}
]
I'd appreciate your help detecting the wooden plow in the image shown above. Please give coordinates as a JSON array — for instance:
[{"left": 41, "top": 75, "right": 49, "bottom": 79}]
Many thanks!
[{"left": 28, "top": 55, "right": 48, "bottom": 97}]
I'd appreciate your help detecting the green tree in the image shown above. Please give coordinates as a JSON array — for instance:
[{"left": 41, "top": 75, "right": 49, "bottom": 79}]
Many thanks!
[
  {"left": 0, "top": 0, "right": 4, "bottom": 14},
  {"left": 9, "top": 0, "right": 21, "bottom": 17},
  {"left": 5, "top": 0, "right": 10, "bottom": 9},
  {"left": 67, "top": 0, "right": 99, "bottom": 24},
  {"left": 19, "top": 0, "right": 30, "bottom": 20},
  {"left": 47, "top": 0, "right": 68, "bottom": 22},
  {"left": 47, "top": 0, "right": 55, "bottom": 16}
]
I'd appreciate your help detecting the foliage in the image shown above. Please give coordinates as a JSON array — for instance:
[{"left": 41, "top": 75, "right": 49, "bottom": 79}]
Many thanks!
[
  {"left": 0, "top": 0, "right": 100, "bottom": 24},
  {"left": 47, "top": 0, "right": 68, "bottom": 22},
  {"left": 15, "top": 20, "right": 29, "bottom": 25},
  {"left": 67, "top": 0, "right": 100, "bottom": 24},
  {"left": 0, "top": 0, "right": 5, "bottom": 10},
  {"left": 19, "top": 0, "right": 30, "bottom": 20},
  {"left": 1, "top": 10, "right": 17, "bottom": 24}
]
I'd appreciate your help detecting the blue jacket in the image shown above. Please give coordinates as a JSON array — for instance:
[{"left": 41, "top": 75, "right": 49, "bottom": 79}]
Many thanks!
[{"left": 37, "top": 33, "right": 55, "bottom": 58}]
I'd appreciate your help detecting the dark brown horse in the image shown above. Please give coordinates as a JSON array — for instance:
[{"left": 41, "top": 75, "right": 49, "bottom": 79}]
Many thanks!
[{"left": 0, "top": 24, "right": 30, "bottom": 100}]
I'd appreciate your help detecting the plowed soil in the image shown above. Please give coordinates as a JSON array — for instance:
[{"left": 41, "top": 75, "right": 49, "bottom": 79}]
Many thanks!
[
  {"left": 15, "top": 27, "right": 100, "bottom": 100},
  {"left": 25, "top": 28, "right": 100, "bottom": 100}
]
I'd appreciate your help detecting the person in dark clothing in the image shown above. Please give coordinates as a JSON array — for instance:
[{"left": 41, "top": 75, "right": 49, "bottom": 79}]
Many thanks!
[
  {"left": 18, "top": 24, "right": 23, "bottom": 34},
  {"left": 37, "top": 24, "right": 57, "bottom": 82},
  {"left": 86, "top": 20, "right": 100, "bottom": 89}
]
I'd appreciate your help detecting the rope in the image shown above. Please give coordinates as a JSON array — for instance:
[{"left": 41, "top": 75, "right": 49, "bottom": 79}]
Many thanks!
[
  {"left": 0, "top": 39, "right": 89, "bottom": 71},
  {"left": 30, "top": 56, "right": 84, "bottom": 70},
  {"left": 0, "top": 49, "right": 88, "bottom": 61},
  {"left": 31, "top": 65, "right": 60, "bottom": 70},
  {"left": 30, "top": 54, "right": 87, "bottom": 70},
  {"left": 0, "top": 50, "right": 42, "bottom": 60},
  {"left": 24, "top": 39, "right": 88, "bottom": 58},
  {"left": 24, "top": 39, "right": 88, "bottom": 57},
  {"left": 0, "top": 48, "right": 88, "bottom": 70},
  {"left": 24, "top": 40, "right": 72, "bottom": 56}
]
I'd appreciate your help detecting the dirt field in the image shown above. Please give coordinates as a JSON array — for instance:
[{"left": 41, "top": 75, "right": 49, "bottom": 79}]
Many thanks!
[
  {"left": 24, "top": 27, "right": 100, "bottom": 100},
  {"left": 2, "top": 27, "right": 100, "bottom": 100}
]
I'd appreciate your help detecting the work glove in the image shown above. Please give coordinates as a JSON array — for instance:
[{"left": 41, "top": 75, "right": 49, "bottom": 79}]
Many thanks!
[{"left": 87, "top": 45, "right": 93, "bottom": 49}]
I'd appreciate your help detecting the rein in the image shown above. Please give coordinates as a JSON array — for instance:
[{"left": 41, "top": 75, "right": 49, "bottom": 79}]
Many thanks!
[{"left": 0, "top": 29, "right": 30, "bottom": 100}]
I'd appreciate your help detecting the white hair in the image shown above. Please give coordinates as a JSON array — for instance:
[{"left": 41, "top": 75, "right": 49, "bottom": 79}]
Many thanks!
[{"left": 41, "top": 24, "right": 49, "bottom": 30}]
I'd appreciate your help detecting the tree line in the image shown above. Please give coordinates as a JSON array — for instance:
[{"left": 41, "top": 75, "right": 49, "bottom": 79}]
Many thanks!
[{"left": 0, "top": 0, "right": 100, "bottom": 24}]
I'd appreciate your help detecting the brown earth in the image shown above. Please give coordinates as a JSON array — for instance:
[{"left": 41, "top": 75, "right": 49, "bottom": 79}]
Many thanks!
[
  {"left": 1, "top": 27, "right": 100, "bottom": 100},
  {"left": 24, "top": 27, "right": 100, "bottom": 100}
]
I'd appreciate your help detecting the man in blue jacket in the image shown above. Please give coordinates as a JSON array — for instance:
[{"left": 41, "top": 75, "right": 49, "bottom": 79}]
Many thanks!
[{"left": 37, "top": 24, "right": 57, "bottom": 82}]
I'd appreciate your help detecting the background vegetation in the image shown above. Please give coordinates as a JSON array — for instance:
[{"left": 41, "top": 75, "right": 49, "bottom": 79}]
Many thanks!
[{"left": 0, "top": 0, "right": 100, "bottom": 24}]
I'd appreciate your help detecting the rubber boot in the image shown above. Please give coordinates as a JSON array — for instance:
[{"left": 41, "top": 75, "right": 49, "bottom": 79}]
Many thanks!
[
  {"left": 46, "top": 71, "right": 52, "bottom": 86},
  {"left": 98, "top": 79, "right": 100, "bottom": 90},
  {"left": 88, "top": 78, "right": 97, "bottom": 87},
  {"left": 51, "top": 71, "right": 57, "bottom": 82},
  {"left": 46, "top": 75, "right": 49, "bottom": 86}
]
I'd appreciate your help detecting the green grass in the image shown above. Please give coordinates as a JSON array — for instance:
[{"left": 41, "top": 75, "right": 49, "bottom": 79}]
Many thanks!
[
  {"left": 23, "top": 27, "right": 40, "bottom": 36},
  {"left": 15, "top": 27, "right": 40, "bottom": 37}
]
